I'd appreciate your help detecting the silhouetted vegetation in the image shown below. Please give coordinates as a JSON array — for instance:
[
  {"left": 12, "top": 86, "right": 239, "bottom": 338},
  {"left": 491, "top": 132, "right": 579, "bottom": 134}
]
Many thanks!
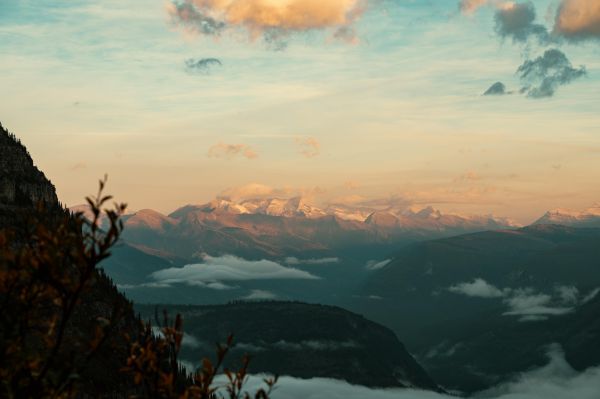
[{"left": 0, "top": 177, "right": 276, "bottom": 398}]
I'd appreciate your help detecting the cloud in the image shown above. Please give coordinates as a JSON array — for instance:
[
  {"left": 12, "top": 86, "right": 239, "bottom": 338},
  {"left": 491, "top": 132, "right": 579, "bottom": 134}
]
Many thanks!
[
  {"left": 295, "top": 137, "right": 320, "bottom": 158},
  {"left": 184, "top": 57, "right": 222, "bottom": 74},
  {"left": 483, "top": 81, "right": 507, "bottom": 96},
  {"left": 448, "top": 279, "right": 576, "bottom": 320},
  {"left": 208, "top": 142, "right": 258, "bottom": 160},
  {"left": 517, "top": 49, "right": 586, "bottom": 98},
  {"left": 494, "top": 1, "right": 549, "bottom": 43},
  {"left": 365, "top": 259, "right": 391, "bottom": 271},
  {"left": 166, "top": 2, "right": 226, "bottom": 35},
  {"left": 502, "top": 288, "right": 574, "bottom": 320},
  {"left": 242, "top": 289, "right": 278, "bottom": 300},
  {"left": 285, "top": 257, "right": 339, "bottom": 265},
  {"left": 554, "top": 0, "right": 600, "bottom": 41},
  {"left": 459, "top": 0, "right": 488, "bottom": 14},
  {"left": 449, "top": 278, "right": 506, "bottom": 298},
  {"left": 150, "top": 255, "right": 319, "bottom": 286},
  {"left": 166, "top": 0, "right": 367, "bottom": 46},
  {"left": 273, "top": 339, "right": 359, "bottom": 351},
  {"left": 238, "top": 346, "right": 600, "bottom": 399},
  {"left": 582, "top": 287, "right": 600, "bottom": 304},
  {"left": 555, "top": 285, "right": 579, "bottom": 304}
]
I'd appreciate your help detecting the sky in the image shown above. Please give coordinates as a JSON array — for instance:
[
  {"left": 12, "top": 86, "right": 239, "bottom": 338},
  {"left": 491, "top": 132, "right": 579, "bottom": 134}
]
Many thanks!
[{"left": 1, "top": 0, "right": 599, "bottom": 223}]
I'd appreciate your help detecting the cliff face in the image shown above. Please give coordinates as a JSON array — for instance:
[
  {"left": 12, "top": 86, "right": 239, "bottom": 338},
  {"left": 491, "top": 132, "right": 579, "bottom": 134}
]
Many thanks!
[
  {"left": 0, "top": 122, "right": 139, "bottom": 395},
  {"left": 0, "top": 123, "right": 57, "bottom": 229}
]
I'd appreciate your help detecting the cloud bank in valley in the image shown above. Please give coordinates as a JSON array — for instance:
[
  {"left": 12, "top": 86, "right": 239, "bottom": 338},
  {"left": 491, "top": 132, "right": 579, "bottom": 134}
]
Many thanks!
[
  {"left": 237, "top": 345, "right": 600, "bottom": 399},
  {"left": 150, "top": 255, "right": 319, "bottom": 286},
  {"left": 166, "top": 0, "right": 367, "bottom": 45}
]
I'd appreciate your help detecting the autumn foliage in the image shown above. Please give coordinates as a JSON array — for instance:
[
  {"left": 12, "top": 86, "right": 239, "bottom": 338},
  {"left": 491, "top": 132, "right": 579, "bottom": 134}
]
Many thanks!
[{"left": 0, "top": 178, "right": 276, "bottom": 398}]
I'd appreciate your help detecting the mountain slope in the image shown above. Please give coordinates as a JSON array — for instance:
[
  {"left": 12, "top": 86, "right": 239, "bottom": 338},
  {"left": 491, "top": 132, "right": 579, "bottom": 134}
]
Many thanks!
[
  {"left": 136, "top": 301, "right": 442, "bottom": 392},
  {"left": 358, "top": 224, "right": 600, "bottom": 393},
  {"left": 0, "top": 122, "right": 140, "bottom": 395}
]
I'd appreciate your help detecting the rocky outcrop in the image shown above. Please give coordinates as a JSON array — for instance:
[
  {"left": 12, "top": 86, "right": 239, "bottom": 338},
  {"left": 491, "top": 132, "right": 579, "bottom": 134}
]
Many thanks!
[{"left": 0, "top": 123, "right": 57, "bottom": 207}]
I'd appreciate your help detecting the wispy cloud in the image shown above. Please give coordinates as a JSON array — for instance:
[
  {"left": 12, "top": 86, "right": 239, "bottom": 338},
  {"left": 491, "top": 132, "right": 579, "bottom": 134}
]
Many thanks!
[
  {"left": 285, "top": 257, "right": 339, "bottom": 265},
  {"left": 365, "top": 259, "right": 391, "bottom": 271},
  {"left": 208, "top": 142, "right": 258, "bottom": 160},
  {"left": 184, "top": 57, "right": 222, "bottom": 74},
  {"left": 295, "top": 137, "right": 320, "bottom": 158},
  {"left": 242, "top": 289, "right": 278, "bottom": 300}
]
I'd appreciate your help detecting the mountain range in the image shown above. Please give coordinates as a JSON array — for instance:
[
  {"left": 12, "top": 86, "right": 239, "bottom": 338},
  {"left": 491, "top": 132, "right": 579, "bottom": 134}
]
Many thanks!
[
  {"left": 72, "top": 196, "right": 520, "bottom": 263},
  {"left": 534, "top": 205, "right": 600, "bottom": 228}
]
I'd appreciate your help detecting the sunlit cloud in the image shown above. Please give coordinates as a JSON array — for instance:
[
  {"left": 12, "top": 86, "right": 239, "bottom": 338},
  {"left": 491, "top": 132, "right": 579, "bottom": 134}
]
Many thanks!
[
  {"left": 459, "top": 0, "right": 488, "bottom": 14},
  {"left": 166, "top": 0, "right": 368, "bottom": 46},
  {"left": 208, "top": 142, "right": 258, "bottom": 160},
  {"left": 554, "top": 0, "right": 600, "bottom": 41}
]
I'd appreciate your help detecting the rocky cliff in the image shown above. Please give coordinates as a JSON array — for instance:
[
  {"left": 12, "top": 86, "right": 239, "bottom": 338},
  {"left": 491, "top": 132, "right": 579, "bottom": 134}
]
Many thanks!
[
  {"left": 0, "top": 122, "right": 140, "bottom": 395},
  {"left": 0, "top": 123, "right": 57, "bottom": 206}
]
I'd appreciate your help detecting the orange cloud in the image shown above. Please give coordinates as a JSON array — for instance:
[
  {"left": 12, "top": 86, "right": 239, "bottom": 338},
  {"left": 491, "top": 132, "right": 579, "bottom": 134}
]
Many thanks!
[
  {"left": 208, "top": 143, "right": 258, "bottom": 160},
  {"left": 459, "top": 0, "right": 488, "bottom": 14},
  {"left": 167, "top": 0, "right": 367, "bottom": 43},
  {"left": 554, "top": 0, "right": 600, "bottom": 40},
  {"left": 295, "top": 137, "right": 320, "bottom": 158}
]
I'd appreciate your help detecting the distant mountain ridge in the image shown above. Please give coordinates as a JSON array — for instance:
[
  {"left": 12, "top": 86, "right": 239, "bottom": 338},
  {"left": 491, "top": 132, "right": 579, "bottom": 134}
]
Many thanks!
[
  {"left": 72, "top": 197, "right": 519, "bottom": 261},
  {"left": 534, "top": 205, "right": 600, "bottom": 228}
]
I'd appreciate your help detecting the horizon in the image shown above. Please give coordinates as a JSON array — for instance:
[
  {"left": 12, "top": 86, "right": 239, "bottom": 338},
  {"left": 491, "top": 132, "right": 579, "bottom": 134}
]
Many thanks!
[{"left": 2, "top": 0, "right": 600, "bottom": 224}]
